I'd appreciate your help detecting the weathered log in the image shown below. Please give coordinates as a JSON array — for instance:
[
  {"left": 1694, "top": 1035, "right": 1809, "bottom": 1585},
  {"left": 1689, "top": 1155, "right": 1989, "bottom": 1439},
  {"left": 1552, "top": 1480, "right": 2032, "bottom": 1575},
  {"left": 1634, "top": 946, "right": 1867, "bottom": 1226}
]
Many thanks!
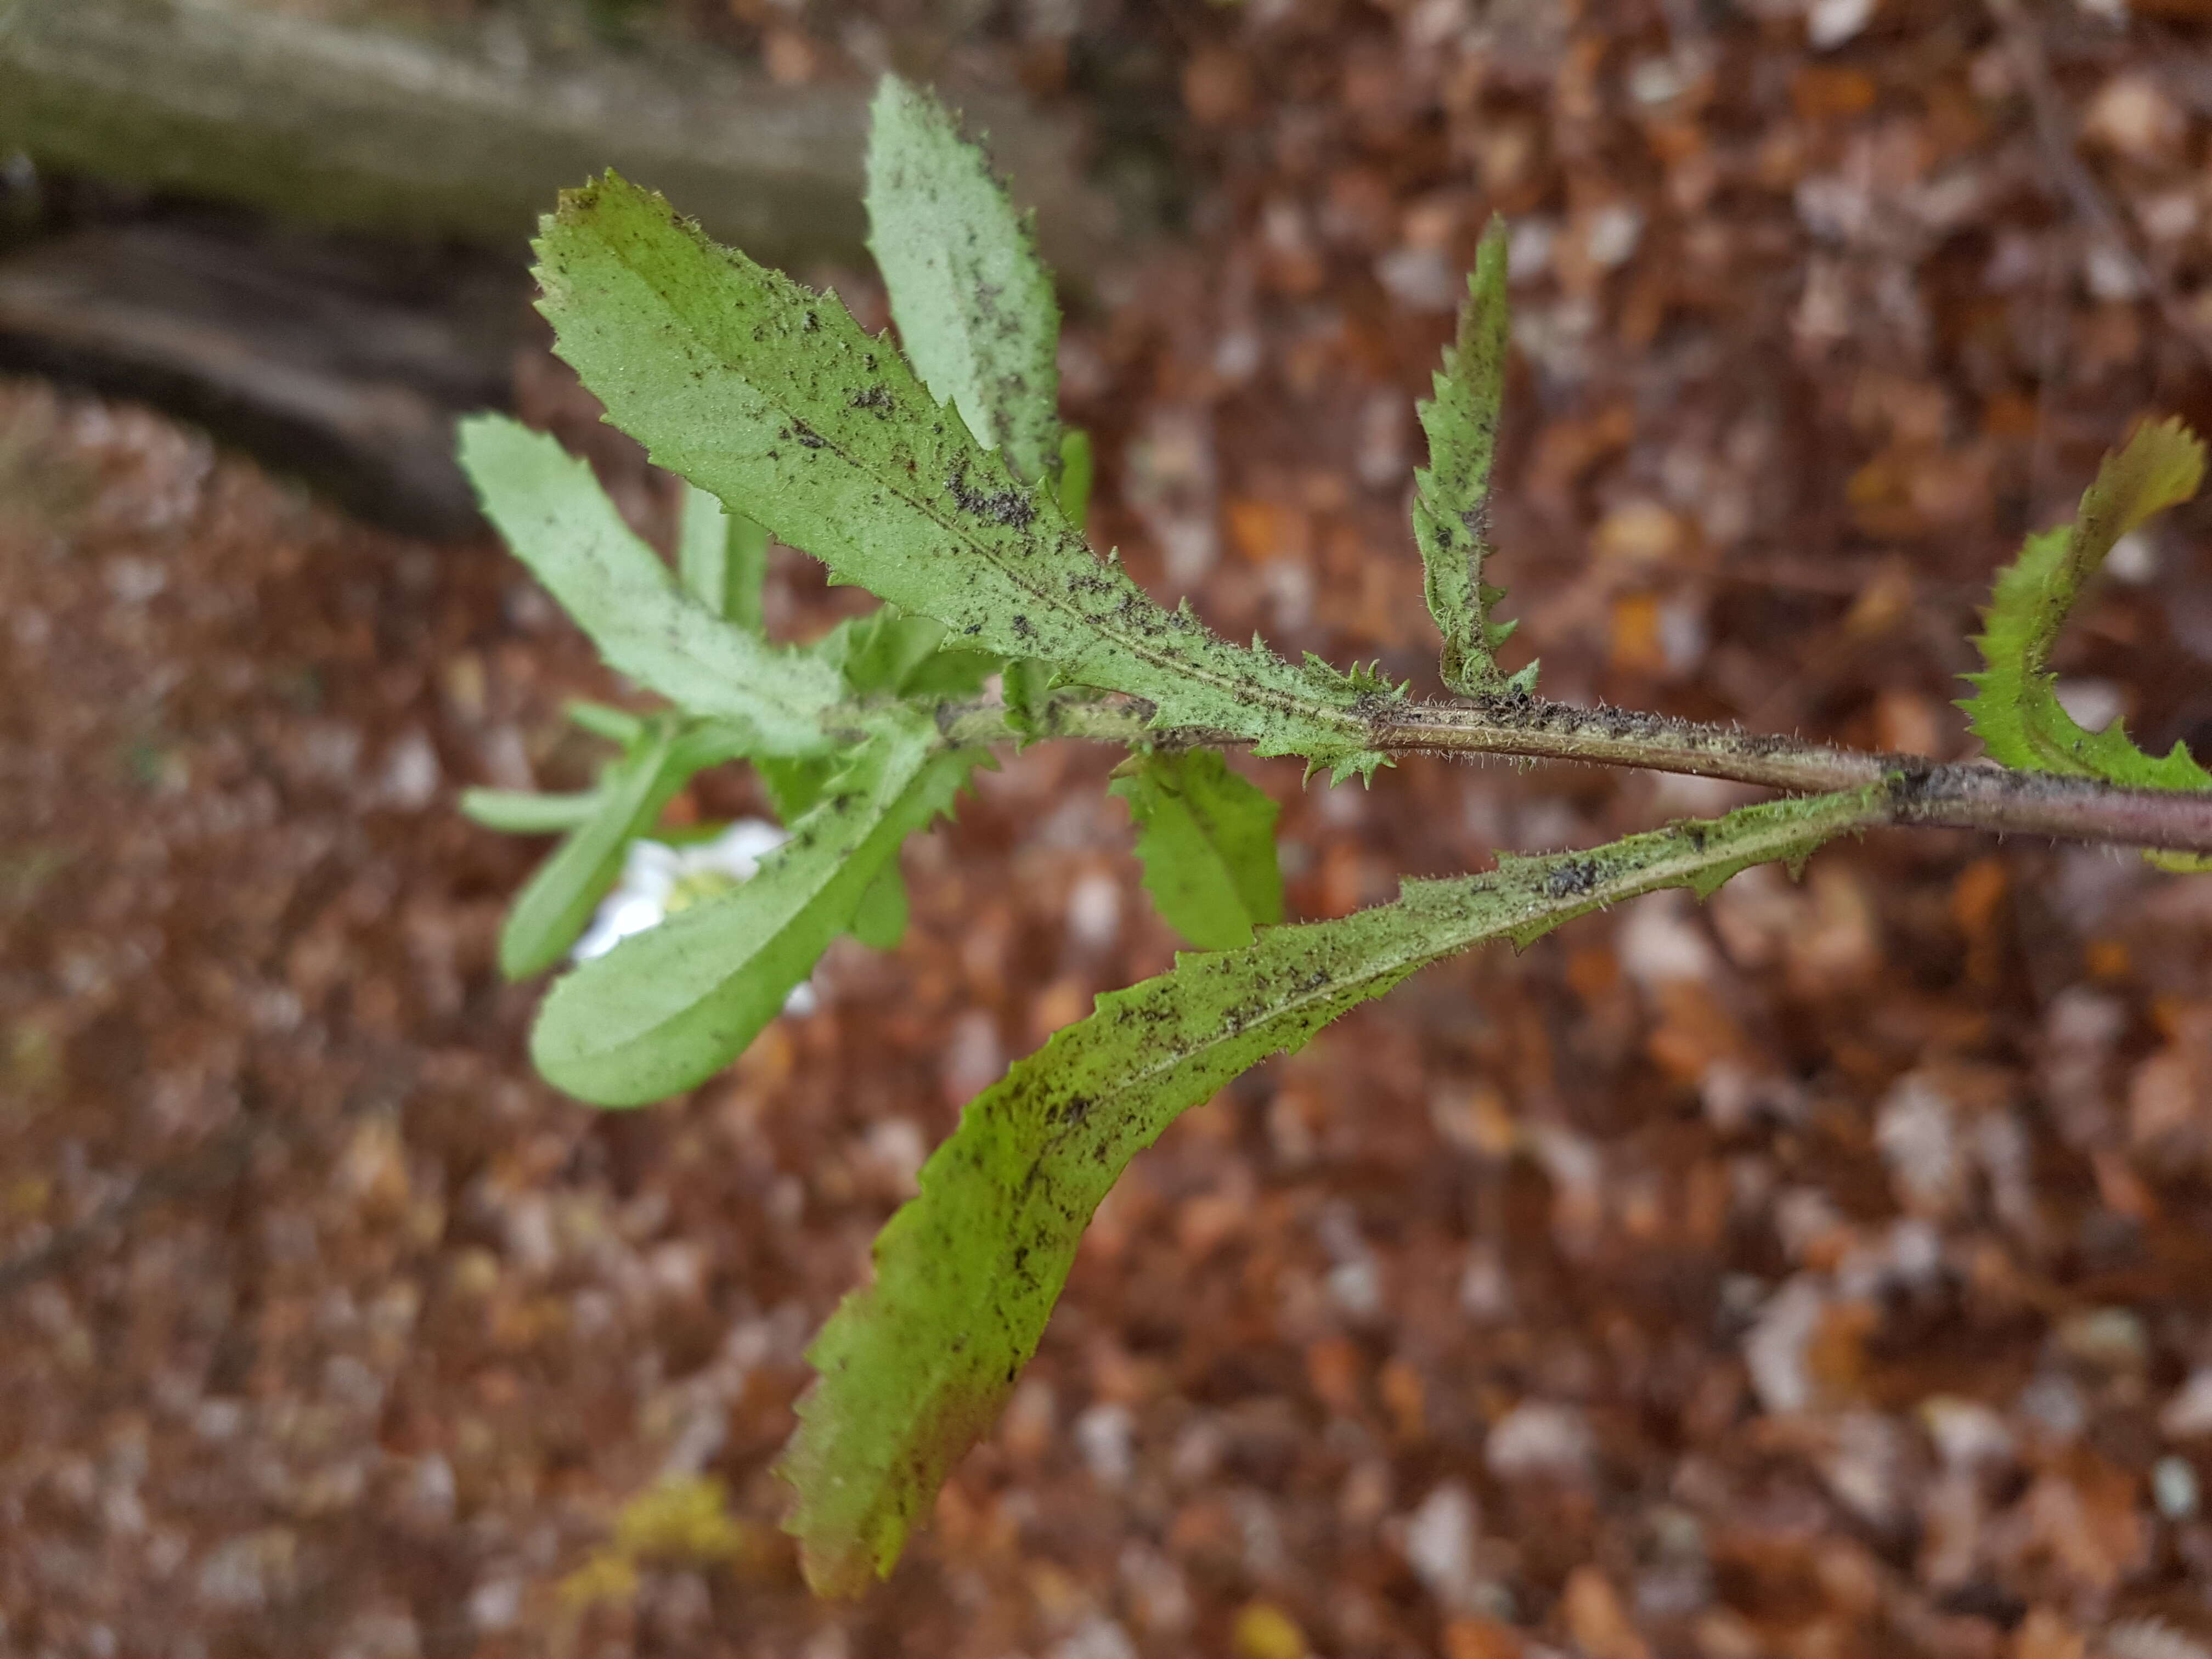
[
  {"left": 0, "top": 221, "right": 523, "bottom": 534},
  {"left": 0, "top": 0, "right": 1118, "bottom": 271},
  {"left": 0, "top": 0, "right": 1128, "bottom": 534}
]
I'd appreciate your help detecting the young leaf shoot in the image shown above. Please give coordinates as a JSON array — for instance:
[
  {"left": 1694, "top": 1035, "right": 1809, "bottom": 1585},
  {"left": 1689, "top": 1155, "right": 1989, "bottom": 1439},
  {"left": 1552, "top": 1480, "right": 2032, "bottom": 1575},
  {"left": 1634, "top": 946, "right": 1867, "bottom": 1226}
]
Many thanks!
[
  {"left": 1960, "top": 419, "right": 2208, "bottom": 867},
  {"left": 1413, "top": 218, "right": 1531, "bottom": 697},
  {"left": 1962, "top": 416, "right": 2207, "bottom": 788}
]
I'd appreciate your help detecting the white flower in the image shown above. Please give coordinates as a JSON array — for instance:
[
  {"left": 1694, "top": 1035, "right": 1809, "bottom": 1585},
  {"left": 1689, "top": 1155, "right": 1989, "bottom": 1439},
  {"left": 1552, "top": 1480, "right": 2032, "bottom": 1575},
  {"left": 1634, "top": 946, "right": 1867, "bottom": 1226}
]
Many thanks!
[{"left": 573, "top": 819, "right": 817, "bottom": 1014}]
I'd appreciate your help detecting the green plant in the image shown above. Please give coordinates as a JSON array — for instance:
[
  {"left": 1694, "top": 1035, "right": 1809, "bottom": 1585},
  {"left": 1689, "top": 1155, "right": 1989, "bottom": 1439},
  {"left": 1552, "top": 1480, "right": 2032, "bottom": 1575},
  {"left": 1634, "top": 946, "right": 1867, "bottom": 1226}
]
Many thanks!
[{"left": 459, "top": 75, "right": 2212, "bottom": 1597}]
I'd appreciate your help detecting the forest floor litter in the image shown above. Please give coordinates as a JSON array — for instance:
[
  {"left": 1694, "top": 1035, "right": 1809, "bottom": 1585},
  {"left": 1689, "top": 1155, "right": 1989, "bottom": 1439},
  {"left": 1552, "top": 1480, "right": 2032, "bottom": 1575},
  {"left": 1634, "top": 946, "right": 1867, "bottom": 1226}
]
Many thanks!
[{"left": 7, "top": 1, "right": 2212, "bottom": 1654}]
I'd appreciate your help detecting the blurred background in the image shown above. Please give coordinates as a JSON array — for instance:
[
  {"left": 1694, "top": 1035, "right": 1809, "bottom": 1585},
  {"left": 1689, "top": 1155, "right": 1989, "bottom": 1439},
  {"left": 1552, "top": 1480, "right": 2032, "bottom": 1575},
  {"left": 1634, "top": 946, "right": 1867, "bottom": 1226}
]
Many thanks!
[{"left": 7, "top": 0, "right": 2212, "bottom": 1655}]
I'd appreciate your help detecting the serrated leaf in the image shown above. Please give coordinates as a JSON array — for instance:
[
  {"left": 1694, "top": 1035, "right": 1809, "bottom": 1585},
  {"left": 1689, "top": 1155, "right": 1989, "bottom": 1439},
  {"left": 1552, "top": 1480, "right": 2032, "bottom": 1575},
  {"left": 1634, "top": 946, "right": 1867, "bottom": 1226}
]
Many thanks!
[
  {"left": 1301, "top": 653, "right": 1408, "bottom": 701},
  {"left": 1961, "top": 419, "right": 2209, "bottom": 846},
  {"left": 499, "top": 724, "right": 687, "bottom": 980},
  {"left": 461, "top": 786, "right": 606, "bottom": 835},
  {"left": 866, "top": 75, "right": 1060, "bottom": 486},
  {"left": 531, "top": 710, "right": 979, "bottom": 1106},
  {"left": 1413, "top": 219, "right": 1533, "bottom": 697},
  {"left": 530, "top": 172, "right": 1386, "bottom": 777},
  {"left": 678, "top": 481, "right": 768, "bottom": 631},
  {"left": 1109, "top": 749, "right": 1283, "bottom": 950},
  {"left": 460, "top": 415, "right": 841, "bottom": 756},
  {"left": 777, "top": 785, "right": 1881, "bottom": 1594}
]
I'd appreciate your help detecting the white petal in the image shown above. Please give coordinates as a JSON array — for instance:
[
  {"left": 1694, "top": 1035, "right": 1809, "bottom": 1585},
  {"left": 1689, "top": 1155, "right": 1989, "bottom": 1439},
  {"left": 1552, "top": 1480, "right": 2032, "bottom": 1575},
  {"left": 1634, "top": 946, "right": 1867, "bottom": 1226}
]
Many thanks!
[
  {"left": 572, "top": 891, "right": 668, "bottom": 961},
  {"left": 689, "top": 817, "right": 789, "bottom": 882},
  {"left": 620, "top": 839, "right": 683, "bottom": 903},
  {"left": 573, "top": 820, "right": 793, "bottom": 963},
  {"left": 572, "top": 917, "right": 624, "bottom": 962}
]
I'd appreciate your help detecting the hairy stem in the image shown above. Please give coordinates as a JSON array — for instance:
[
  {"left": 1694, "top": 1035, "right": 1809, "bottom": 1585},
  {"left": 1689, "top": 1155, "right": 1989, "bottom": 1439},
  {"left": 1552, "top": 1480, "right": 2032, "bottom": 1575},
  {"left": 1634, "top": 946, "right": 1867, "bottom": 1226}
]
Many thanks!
[
  {"left": 1369, "top": 696, "right": 1891, "bottom": 790},
  {"left": 934, "top": 691, "right": 2212, "bottom": 856}
]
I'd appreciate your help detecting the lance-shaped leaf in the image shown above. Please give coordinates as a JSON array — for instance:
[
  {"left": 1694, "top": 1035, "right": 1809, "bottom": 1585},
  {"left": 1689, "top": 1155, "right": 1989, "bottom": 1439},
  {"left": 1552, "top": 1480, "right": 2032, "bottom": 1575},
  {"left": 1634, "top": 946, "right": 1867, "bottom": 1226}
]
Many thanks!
[
  {"left": 1109, "top": 749, "right": 1283, "bottom": 950},
  {"left": 867, "top": 75, "right": 1060, "bottom": 486},
  {"left": 461, "top": 786, "right": 606, "bottom": 836},
  {"left": 496, "top": 724, "right": 685, "bottom": 980},
  {"left": 1961, "top": 420, "right": 2209, "bottom": 859},
  {"left": 777, "top": 785, "right": 1884, "bottom": 1595},
  {"left": 531, "top": 173, "right": 1389, "bottom": 780},
  {"left": 494, "top": 717, "right": 769, "bottom": 978},
  {"left": 678, "top": 481, "right": 769, "bottom": 631},
  {"left": 566, "top": 699, "right": 645, "bottom": 744},
  {"left": 1413, "top": 219, "right": 1531, "bottom": 697},
  {"left": 751, "top": 730, "right": 914, "bottom": 952},
  {"left": 460, "top": 415, "right": 842, "bottom": 755},
  {"left": 532, "top": 711, "right": 980, "bottom": 1106}
]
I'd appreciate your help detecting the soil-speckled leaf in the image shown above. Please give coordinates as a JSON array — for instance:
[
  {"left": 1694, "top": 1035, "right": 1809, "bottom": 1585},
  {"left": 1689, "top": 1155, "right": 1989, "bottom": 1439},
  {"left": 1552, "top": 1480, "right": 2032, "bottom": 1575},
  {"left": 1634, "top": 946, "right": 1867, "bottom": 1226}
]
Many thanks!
[
  {"left": 1414, "top": 219, "right": 1529, "bottom": 697},
  {"left": 1109, "top": 749, "right": 1282, "bottom": 950},
  {"left": 866, "top": 76, "right": 1059, "bottom": 486},
  {"left": 498, "top": 725, "right": 685, "bottom": 980},
  {"left": 529, "top": 173, "right": 1389, "bottom": 780},
  {"left": 460, "top": 415, "right": 839, "bottom": 754},
  {"left": 1961, "top": 419, "right": 2209, "bottom": 869},
  {"left": 531, "top": 712, "right": 979, "bottom": 1106},
  {"left": 777, "top": 785, "right": 1884, "bottom": 1595}
]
